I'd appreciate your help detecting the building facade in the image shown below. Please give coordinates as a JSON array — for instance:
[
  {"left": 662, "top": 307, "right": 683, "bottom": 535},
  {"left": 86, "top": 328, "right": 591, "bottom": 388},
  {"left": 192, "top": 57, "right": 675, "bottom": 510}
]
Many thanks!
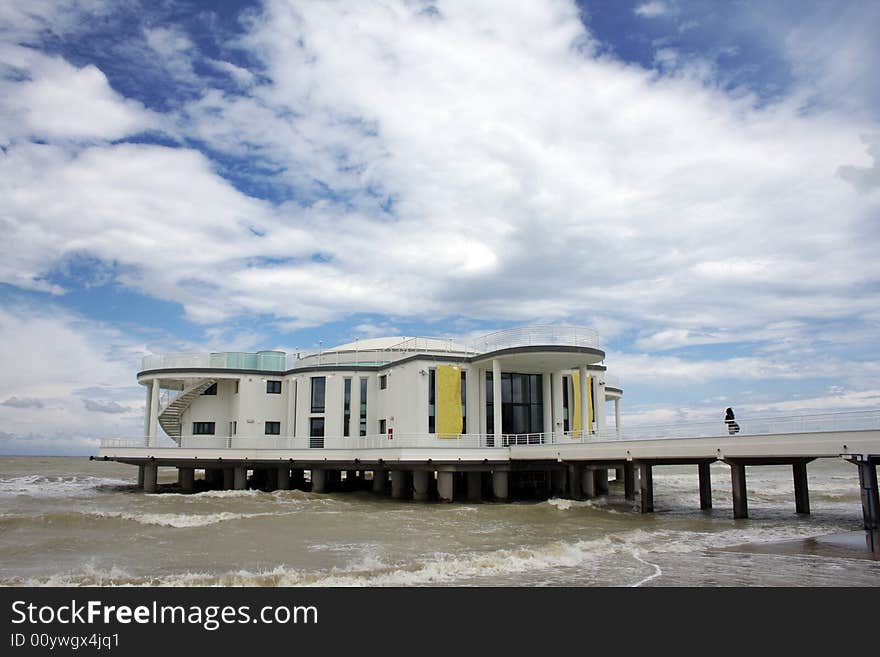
[{"left": 139, "top": 327, "right": 622, "bottom": 449}]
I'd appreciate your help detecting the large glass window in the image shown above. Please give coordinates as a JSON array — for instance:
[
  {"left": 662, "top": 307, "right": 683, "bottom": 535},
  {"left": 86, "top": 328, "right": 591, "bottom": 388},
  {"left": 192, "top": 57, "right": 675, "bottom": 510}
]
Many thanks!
[
  {"left": 310, "top": 377, "right": 326, "bottom": 413},
  {"left": 562, "top": 375, "right": 570, "bottom": 432},
  {"left": 343, "top": 378, "right": 351, "bottom": 437},
  {"left": 192, "top": 422, "right": 215, "bottom": 435},
  {"left": 486, "top": 372, "right": 544, "bottom": 437},
  {"left": 461, "top": 371, "right": 467, "bottom": 434},
  {"left": 359, "top": 378, "right": 367, "bottom": 436},
  {"left": 309, "top": 417, "right": 324, "bottom": 448}
]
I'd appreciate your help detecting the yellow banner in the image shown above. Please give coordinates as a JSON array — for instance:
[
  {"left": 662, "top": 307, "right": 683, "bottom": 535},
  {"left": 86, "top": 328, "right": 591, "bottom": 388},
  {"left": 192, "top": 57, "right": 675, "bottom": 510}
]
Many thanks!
[{"left": 436, "top": 365, "right": 462, "bottom": 438}]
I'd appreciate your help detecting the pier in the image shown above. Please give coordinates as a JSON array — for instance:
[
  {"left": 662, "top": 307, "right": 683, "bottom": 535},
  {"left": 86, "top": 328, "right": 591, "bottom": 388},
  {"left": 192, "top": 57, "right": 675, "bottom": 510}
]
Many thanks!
[{"left": 97, "top": 409, "right": 880, "bottom": 531}]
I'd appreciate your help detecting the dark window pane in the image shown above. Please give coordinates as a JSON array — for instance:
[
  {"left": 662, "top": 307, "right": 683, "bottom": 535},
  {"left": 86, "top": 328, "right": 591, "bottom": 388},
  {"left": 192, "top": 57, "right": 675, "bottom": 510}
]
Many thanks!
[
  {"left": 310, "top": 377, "right": 326, "bottom": 413},
  {"left": 266, "top": 380, "right": 282, "bottom": 394},
  {"left": 309, "top": 417, "right": 324, "bottom": 448},
  {"left": 501, "top": 374, "right": 512, "bottom": 403},
  {"left": 265, "top": 421, "right": 281, "bottom": 435},
  {"left": 379, "top": 375, "right": 387, "bottom": 390},
  {"left": 201, "top": 383, "right": 217, "bottom": 396}
]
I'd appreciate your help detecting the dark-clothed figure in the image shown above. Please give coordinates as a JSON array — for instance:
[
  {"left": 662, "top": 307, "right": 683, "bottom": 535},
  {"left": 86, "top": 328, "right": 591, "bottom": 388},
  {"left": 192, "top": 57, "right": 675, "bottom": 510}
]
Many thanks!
[{"left": 725, "top": 407, "right": 740, "bottom": 435}]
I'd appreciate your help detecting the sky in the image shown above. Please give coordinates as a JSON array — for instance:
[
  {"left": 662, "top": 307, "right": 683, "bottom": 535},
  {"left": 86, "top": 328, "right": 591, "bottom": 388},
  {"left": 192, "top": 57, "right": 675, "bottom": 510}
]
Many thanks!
[{"left": 1, "top": 0, "right": 879, "bottom": 455}]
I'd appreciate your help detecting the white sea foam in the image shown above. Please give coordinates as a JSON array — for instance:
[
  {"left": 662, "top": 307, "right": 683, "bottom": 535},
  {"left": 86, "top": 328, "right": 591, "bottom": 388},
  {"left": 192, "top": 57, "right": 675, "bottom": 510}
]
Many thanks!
[
  {"left": 0, "top": 475, "right": 132, "bottom": 498},
  {"left": 85, "top": 510, "right": 296, "bottom": 528}
]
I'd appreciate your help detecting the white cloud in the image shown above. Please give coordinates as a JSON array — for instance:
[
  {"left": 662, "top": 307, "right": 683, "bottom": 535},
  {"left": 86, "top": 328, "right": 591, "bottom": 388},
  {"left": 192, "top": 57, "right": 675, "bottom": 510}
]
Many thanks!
[
  {"left": 634, "top": 2, "right": 672, "bottom": 18},
  {"left": 0, "top": 45, "right": 156, "bottom": 142}
]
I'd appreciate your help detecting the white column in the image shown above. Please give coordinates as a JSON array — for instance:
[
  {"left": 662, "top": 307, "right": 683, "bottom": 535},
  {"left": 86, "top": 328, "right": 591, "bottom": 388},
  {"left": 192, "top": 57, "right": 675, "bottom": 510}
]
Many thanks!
[
  {"left": 143, "top": 384, "right": 152, "bottom": 441},
  {"left": 594, "top": 375, "right": 606, "bottom": 431},
  {"left": 579, "top": 365, "right": 589, "bottom": 437},
  {"left": 615, "top": 398, "right": 621, "bottom": 433},
  {"left": 492, "top": 359, "right": 502, "bottom": 444},
  {"left": 349, "top": 376, "right": 361, "bottom": 439},
  {"left": 552, "top": 371, "right": 564, "bottom": 434},
  {"left": 286, "top": 378, "right": 296, "bottom": 438},
  {"left": 542, "top": 372, "right": 552, "bottom": 438},
  {"left": 479, "top": 369, "right": 488, "bottom": 436},
  {"left": 149, "top": 379, "right": 160, "bottom": 447}
]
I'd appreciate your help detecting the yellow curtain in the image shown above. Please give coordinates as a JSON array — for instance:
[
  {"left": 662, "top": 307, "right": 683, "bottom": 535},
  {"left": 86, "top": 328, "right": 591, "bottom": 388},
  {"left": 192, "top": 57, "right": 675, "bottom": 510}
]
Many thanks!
[
  {"left": 436, "top": 365, "right": 462, "bottom": 438},
  {"left": 571, "top": 371, "right": 581, "bottom": 434}
]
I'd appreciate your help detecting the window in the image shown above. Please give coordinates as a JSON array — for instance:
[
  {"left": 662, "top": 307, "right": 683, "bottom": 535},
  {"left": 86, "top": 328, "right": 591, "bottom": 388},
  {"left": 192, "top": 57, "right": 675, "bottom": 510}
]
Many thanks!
[
  {"left": 192, "top": 422, "right": 215, "bottom": 435},
  {"left": 562, "top": 376, "right": 570, "bottom": 432},
  {"left": 428, "top": 369, "right": 436, "bottom": 433},
  {"left": 310, "top": 377, "right": 326, "bottom": 413},
  {"left": 379, "top": 419, "right": 386, "bottom": 434},
  {"left": 379, "top": 374, "right": 387, "bottom": 390},
  {"left": 266, "top": 380, "right": 282, "bottom": 394},
  {"left": 234, "top": 380, "right": 239, "bottom": 394},
  {"left": 232, "top": 421, "right": 237, "bottom": 435},
  {"left": 265, "top": 421, "right": 281, "bottom": 435},
  {"left": 359, "top": 378, "right": 367, "bottom": 436},
  {"left": 201, "top": 383, "right": 217, "bottom": 396},
  {"left": 486, "top": 371, "right": 494, "bottom": 437},
  {"left": 309, "top": 417, "right": 325, "bottom": 448},
  {"left": 343, "top": 378, "right": 351, "bottom": 437}
]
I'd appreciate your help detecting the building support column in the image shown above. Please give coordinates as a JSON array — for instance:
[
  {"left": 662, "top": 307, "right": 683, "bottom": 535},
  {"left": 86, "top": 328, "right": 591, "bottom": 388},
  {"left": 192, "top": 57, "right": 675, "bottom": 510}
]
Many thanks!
[
  {"left": 438, "top": 471, "right": 454, "bottom": 502},
  {"left": 551, "top": 468, "right": 567, "bottom": 497},
  {"left": 143, "top": 386, "right": 151, "bottom": 444},
  {"left": 614, "top": 398, "right": 621, "bottom": 434},
  {"left": 595, "top": 468, "right": 609, "bottom": 495},
  {"left": 143, "top": 463, "right": 157, "bottom": 494},
  {"left": 492, "top": 359, "right": 502, "bottom": 446},
  {"left": 567, "top": 464, "right": 584, "bottom": 500},
  {"left": 413, "top": 470, "right": 430, "bottom": 501},
  {"left": 542, "top": 373, "right": 553, "bottom": 439},
  {"left": 148, "top": 379, "right": 160, "bottom": 448},
  {"left": 854, "top": 458, "right": 879, "bottom": 531},
  {"left": 178, "top": 467, "right": 195, "bottom": 493},
  {"left": 265, "top": 468, "right": 278, "bottom": 491},
  {"left": 467, "top": 471, "right": 482, "bottom": 502},
  {"left": 222, "top": 468, "right": 234, "bottom": 490},
  {"left": 639, "top": 462, "right": 653, "bottom": 513},
  {"left": 391, "top": 470, "right": 408, "bottom": 500},
  {"left": 624, "top": 462, "right": 636, "bottom": 501},
  {"left": 579, "top": 365, "right": 589, "bottom": 437},
  {"left": 277, "top": 466, "right": 291, "bottom": 491},
  {"left": 233, "top": 466, "right": 247, "bottom": 491},
  {"left": 792, "top": 461, "right": 810, "bottom": 514},
  {"left": 730, "top": 462, "right": 748, "bottom": 519},
  {"left": 581, "top": 468, "right": 596, "bottom": 499},
  {"left": 492, "top": 471, "right": 509, "bottom": 502},
  {"left": 311, "top": 468, "right": 327, "bottom": 494},
  {"left": 137, "top": 465, "right": 145, "bottom": 489},
  {"left": 372, "top": 469, "right": 386, "bottom": 494},
  {"left": 698, "top": 462, "right": 712, "bottom": 510}
]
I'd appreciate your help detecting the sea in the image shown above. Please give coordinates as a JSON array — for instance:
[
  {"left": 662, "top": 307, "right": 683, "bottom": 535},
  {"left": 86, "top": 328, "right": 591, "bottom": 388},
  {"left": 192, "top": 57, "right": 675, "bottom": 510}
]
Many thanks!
[{"left": 1, "top": 456, "right": 878, "bottom": 587}]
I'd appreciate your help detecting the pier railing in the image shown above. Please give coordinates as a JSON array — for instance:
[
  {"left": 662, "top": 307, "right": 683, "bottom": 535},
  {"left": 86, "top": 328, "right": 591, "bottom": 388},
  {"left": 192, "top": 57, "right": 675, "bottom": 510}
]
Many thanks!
[{"left": 99, "top": 409, "right": 880, "bottom": 451}]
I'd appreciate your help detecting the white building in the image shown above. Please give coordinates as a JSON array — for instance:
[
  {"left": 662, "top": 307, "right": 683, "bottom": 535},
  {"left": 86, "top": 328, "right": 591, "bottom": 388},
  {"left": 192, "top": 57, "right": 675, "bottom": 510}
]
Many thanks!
[{"left": 139, "top": 326, "right": 622, "bottom": 450}]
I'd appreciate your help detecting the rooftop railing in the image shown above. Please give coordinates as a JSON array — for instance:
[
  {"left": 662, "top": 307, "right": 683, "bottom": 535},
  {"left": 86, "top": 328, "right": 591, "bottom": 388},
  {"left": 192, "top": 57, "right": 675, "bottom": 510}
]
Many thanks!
[
  {"left": 470, "top": 325, "right": 601, "bottom": 354},
  {"left": 142, "top": 351, "right": 287, "bottom": 372}
]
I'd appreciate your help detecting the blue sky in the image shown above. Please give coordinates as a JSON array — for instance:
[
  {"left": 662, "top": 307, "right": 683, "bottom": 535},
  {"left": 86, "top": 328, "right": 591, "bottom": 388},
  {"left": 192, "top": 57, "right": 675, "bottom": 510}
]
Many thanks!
[{"left": 1, "top": 0, "right": 879, "bottom": 454}]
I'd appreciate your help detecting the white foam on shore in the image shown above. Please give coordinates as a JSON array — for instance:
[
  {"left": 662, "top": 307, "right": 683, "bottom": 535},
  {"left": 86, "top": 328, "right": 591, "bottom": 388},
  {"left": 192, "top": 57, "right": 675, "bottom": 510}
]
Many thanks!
[{"left": 85, "top": 510, "right": 297, "bottom": 528}]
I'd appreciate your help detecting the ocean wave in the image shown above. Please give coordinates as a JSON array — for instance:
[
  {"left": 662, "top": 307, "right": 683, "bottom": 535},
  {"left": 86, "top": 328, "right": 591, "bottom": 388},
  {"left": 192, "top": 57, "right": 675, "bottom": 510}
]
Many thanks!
[
  {"left": 0, "top": 475, "right": 134, "bottom": 498},
  {"left": 0, "top": 509, "right": 298, "bottom": 530}
]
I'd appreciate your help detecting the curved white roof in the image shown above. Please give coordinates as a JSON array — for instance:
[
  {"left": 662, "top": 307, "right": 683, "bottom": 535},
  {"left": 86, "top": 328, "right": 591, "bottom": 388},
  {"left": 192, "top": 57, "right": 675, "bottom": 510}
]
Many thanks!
[{"left": 329, "top": 336, "right": 472, "bottom": 353}]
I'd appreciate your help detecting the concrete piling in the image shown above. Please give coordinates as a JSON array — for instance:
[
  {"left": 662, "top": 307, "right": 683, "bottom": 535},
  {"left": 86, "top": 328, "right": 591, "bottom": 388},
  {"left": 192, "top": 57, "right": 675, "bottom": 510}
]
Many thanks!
[
  {"left": 438, "top": 471, "right": 454, "bottom": 502},
  {"left": 372, "top": 469, "right": 387, "bottom": 494},
  {"left": 792, "top": 461, "right": 810, "bottom": 514},
  {"left": 567, "top": 464, "right": 584, "bottom": 500},
  {"left": 233, "top": 466, "right": 247, "bottom": 490},
  {"left": 595, "top": 468, "right": 609, "bottom": 495},
  {"left": 854, "top": 458, "right": 880, "bottom": 531},
  {"left": 143, "top": 463, "right": 157, "bottom": 493},
  {"left": 730, "top": 462, "right": 748, "bottom": 519},
  {"left": 492, "top": 471, "right": 509, "bottom": 501},
  {"left": 413, "top": 470, "right": 430, "bottom": 501},
  {"left": 638, "top": 462, "right": 653, "bottom": 513},
  {"left": 698, "top": 462, "right": 712, "bottom": 510},
  {"left": 178, "top": 467, "right": 195, "bottom": 493},
  {"left": 391, "top": 470, "right": 408, "bottom": 499},
  {"left": 277, "top": 466, "right": 291, "bottom": 490},
  {"left": 311, "top": 468, "right": 327, "bottom": 493},
  {"left": 581, "top": 468, "right": 596, "bottom": 499},
  {"left": 623, "top": 462, "right": 636, "bottom": 501},
  {"left": 223, "top": 468, "right": 234, "bottom": 490},
  {"left": 137, "top": 465, "right": 145, "bottom": 489},
  {"left": 466, "top": 471, "right": 482, "bottom": 502}
]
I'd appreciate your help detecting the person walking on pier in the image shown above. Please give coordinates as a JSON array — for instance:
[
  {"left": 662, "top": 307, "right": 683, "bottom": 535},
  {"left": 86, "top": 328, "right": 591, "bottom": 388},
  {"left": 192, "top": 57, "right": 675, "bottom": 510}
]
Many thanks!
[{"left": 725, "top": 407, "right": 740, "bottom": 435}]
